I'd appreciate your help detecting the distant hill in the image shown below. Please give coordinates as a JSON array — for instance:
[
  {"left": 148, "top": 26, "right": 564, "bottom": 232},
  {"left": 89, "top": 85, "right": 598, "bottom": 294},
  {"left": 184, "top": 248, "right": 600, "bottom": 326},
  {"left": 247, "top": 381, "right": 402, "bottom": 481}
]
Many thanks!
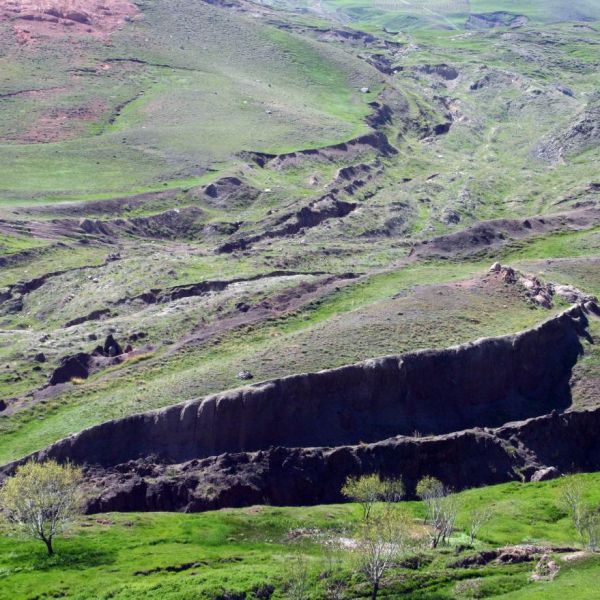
[{"left": 314, "top": 0, "right": 600, "bottom": 30}]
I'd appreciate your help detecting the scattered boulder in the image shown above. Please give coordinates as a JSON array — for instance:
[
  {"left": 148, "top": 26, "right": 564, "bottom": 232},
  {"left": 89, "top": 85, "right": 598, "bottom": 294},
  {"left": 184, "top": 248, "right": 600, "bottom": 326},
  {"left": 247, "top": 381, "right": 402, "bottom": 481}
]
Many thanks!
[
  {"left": 442, "top": 210, "right": 461, "bottom": 225},
  {"left": 48, "top": 335, "right": 127, "bottom": 386},
  {"left": 433, "top": 122, "right": 452, "bottom": 135},
  {"left": 553, "top": 284, "right": 597, "bottom": 305},
  {"left": 237, "top": 370, "right": 253, "bottom": 381},
  {"left": 34, "top": 352, "right": 46, "bottom": 363},
  {"left": 531, "top": 553, "right": 560, "bottom": 582},
  {"left": 104, "top": 334, "right": 123, "bottom": 357},
  {"left": 129, "top": 332, "right": 147, "bottom": 342},
  {"left": 48, "top": 353, "right": 92, "bottom": 385},
  {"left": 235, "top": 302, "right": 251, "bottom": 313},
  {"left": 530, "top": 466, "right": 560, "bottom": 482}
]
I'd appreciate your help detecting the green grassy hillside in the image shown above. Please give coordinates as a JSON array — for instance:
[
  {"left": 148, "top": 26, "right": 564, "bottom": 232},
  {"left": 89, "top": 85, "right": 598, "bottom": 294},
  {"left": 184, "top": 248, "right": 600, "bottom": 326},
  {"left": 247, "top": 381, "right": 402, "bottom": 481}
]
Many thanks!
[
  {"left": 0, "top": 0, "right": 377, "bottom": 199},
  {"left": 1, "top": 0, "right": 600, "bottom": 598},
  {"left": 316, "top": 0, "right": 600, "bottom": 30},
  {"left": 2, "top": 474, "right": 600, "bottom": 599}
]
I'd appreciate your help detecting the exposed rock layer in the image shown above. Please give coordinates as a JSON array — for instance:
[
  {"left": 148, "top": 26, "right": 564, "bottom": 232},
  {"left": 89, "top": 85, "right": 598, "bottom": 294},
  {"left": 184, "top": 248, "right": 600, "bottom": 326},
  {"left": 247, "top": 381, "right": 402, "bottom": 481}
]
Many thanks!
[
  {"left": 1, "top": 305, "right": 590, "bottom": 470},
  {"left": 80, "top": 406, "right": 600, "bottom": 513}
]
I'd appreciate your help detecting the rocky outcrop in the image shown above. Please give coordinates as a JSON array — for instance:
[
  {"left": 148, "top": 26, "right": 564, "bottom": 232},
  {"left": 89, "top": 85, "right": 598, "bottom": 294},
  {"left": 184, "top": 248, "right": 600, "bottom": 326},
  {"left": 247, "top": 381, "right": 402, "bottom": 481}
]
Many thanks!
[
  {"left": 189, "top": 176, "right": 260, "bottom": 208},
  {"left": 413, "top": 64, "right": 459, "bottom": 81},
  {"left": 4, "top": 304, "right": 590, "bottom": 470},
  {"left": 415, "top": 206, "right": 600, "bottom": 258},
  {"left": 111, "top": 270, "right": 333, "bottom": 307},
  {"left": 216, "top": 195, "right": 358, "bottom": 253},
  {"left": 82, "top": 406, "right": 600, "bottom": 513},
  {"left": 48, "top": 352, "right": 93, "bottom": 385},
  {"left": 47, "top": 335, "right": 126, "bottom": 385},
  {"left": 536, "top": 101, "right": 600, "bottom": 163},
  {"left": 466, "top": 12, "right": 528, "bottom": 30},
  {"left": 241, "top": 131, "right": 397, "bottom": 170}
]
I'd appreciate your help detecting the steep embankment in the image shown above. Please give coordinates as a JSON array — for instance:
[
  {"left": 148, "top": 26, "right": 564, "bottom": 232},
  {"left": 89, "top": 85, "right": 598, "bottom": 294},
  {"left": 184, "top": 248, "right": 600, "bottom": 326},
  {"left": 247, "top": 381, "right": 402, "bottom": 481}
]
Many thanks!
[
  {"left": 1, "top": 303, "right": 597, "bottom": 513},
  {"left": 84, "top": 406, "right": 600, "bottom": 513}
]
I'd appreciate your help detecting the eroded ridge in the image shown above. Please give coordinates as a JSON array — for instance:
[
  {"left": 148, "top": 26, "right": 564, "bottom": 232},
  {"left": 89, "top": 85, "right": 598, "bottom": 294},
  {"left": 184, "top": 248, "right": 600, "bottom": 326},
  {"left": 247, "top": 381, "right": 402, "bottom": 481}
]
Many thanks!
[{"left": 1, "top": 302, "right": 597, "bottom": 513}]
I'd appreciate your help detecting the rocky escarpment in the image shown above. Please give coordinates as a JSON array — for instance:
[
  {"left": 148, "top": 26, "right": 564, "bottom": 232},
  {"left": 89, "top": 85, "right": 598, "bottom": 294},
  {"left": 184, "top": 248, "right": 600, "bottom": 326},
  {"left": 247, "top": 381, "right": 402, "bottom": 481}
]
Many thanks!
[
  {"left": 240, "top": 131, "right": 397, "bottom": 169},
  {"left": 0, "top": 304, "right": 591, "bottom": 471},
  {"left": 536, "top": 101, "right": 600, "bottom": 163},
  {"left": 414, "top": 206, "right": 600, "bottom": 258},
  {"left": 82, "top": 406, "right": 600, "bottom": 513}
]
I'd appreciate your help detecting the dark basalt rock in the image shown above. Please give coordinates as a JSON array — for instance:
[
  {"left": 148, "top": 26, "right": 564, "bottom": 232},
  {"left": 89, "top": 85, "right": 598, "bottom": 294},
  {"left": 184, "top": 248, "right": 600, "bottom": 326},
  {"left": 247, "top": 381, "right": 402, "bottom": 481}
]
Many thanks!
[
  {"left": 48, "top": 352, "right": 92, "bottom": 385},
  {"left": 104, "top": 335, "right": 122, "bottom": 357},
  {"left": 413, "top": 64, "right": 459, "bottom": 81},
  {"left": 48, "top": 335, "right": 125, "bottom": 386},
  {"left": 82, "top": 407, "right": 600, "bottom": 514},
  {"left": 6, "top": 304, "right": 597, "bottom": 513}
]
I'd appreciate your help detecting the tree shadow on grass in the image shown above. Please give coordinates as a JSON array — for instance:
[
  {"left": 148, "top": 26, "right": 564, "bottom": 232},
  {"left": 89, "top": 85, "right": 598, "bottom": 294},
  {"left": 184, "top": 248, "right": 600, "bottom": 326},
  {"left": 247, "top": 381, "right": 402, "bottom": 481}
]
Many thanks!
[{"left": 29, "top": 541, "right": 116, "bottom": 571}]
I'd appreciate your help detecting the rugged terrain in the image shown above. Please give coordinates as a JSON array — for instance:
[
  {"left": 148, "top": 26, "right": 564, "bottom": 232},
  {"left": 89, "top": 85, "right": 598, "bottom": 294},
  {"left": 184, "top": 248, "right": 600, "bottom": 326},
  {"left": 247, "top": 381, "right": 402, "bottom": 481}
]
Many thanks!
[{"left": 1, "top": 0, "right": 600, "bottom": 597}]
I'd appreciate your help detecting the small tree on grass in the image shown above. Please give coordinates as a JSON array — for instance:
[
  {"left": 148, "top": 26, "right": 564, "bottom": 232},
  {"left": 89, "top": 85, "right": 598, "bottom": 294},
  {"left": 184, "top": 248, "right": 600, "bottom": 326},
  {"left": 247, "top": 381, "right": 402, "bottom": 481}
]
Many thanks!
[
  {"left": 467, "top": 506, "right": 493, "bottom": 544},
  {"left": 560, "top": 478, "right": 585, "bottom": 539},
  {"left": 353, "top": 508, "right": 413, "bottom": 600},
  {"left": 282, "top": 553, "right": 311, "bottom": 600},
  {"left": 341, "top": 475, "right": 404, "bottom": 521},
  {"left": 560, "top": 478, "right": 600, "bottom": 550},
  {"left": 580, "top": 507, "right": 600, "bottom": 551},
  {"left": 0, "top": 460, "right": 83, "bottom": 556},
  {"left": 416, "top": 476, "right": 457, "bottom": 548}
]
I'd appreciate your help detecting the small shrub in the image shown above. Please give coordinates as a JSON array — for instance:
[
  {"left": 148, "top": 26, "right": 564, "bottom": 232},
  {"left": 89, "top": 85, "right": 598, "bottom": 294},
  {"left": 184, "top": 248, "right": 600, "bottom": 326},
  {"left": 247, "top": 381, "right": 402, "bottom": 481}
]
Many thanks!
[{"left": 454, "top": 578, "right": 483, "bottom": 599}]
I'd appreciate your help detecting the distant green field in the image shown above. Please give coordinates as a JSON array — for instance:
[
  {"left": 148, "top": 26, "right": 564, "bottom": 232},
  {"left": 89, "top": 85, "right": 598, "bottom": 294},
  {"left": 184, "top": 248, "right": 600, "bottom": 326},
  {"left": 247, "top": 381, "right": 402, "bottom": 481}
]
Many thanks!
[{"left": 317, "top": 0, "right": 600, "bottom": 30}]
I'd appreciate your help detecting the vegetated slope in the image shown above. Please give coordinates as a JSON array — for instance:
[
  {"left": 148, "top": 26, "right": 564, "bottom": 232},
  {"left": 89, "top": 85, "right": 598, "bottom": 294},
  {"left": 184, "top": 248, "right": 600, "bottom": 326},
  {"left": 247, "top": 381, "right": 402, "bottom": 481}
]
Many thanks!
[
  {"left": 315, "top": 0, "right": 600, "bottom": 30},
  {"left": 1, "top": 0, "right": 600, "bottom": 466},
  {"left": 1, "top": 0, "right": 600, "bottom": 597},
  {"left": 0, "top": 0, "right": 378, "bottom": 198},
  {"left": 2, "top": 474, "right": 600, "bottom": 599}
]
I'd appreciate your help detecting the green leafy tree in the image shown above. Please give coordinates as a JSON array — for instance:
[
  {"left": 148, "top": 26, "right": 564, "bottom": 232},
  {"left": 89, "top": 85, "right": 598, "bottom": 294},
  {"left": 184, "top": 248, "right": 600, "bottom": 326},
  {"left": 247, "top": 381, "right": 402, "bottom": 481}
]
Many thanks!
[
  {"left": 0, "top": 460, "right": 83, "bottom": 555},
  {"left": 342, "top": 475, "right": 404, "bottom": 521}
]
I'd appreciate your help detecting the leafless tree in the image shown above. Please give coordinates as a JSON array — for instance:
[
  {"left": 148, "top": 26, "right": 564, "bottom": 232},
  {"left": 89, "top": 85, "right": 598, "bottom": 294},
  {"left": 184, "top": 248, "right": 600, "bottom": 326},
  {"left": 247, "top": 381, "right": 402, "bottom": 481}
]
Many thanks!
[
  {"left": 560, "top": 478, "right": 585, "bottom": 540},
  {"left": 559, "top": 478, "right": 600, "bottom": 551},
  {"left": 580, "top": 507, "right": 600, "bottom": 551},
  {"left": 468, "top": 506, "right": 493, "bottom": 543},
  {"left": 416, "top": 476, "right": 458, "bottom": 548},
  {"left": 282, "top": 553, "right": 311, "bottom": 600},
  {"left": 353, "top": 508, "right": 413, "bottom": 600}
]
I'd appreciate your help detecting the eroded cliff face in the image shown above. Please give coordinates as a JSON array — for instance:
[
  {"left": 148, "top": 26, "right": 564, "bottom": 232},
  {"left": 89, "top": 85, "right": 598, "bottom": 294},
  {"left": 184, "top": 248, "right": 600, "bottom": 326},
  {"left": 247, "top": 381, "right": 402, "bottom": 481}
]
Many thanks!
[
  {"left": 0, "top": 304, "right": 596, "bottom": 513},
  {"left": 1, "top": 305, "right": 588, "bottom": 471},
  {"left": 83, "top": 407, "right": 600, "bottom": 513}
]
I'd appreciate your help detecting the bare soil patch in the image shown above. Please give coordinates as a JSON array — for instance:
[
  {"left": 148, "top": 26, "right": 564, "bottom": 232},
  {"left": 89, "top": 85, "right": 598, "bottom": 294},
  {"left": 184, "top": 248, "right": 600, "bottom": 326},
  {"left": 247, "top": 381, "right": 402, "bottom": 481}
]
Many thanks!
[
  {"left": 1, "top": 0, "right": 139, "bottom": 43},
  {"left": 5, "top": 97, "right": 108, "bottom": 143}
]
